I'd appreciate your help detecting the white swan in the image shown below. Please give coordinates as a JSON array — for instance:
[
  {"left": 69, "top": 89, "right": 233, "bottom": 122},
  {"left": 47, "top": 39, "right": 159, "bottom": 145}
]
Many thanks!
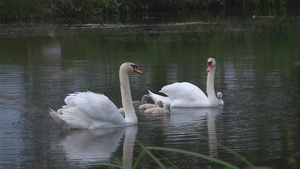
[
  {"left": 138, "top": 100, "right": 163, "bottom": 110},
  {"left": 148, "top": 58, "right": 223, "bottom": 108},
  {"left": 49, "top": 62, "right": 143, "bottom": 129},
  {"left": 144, "top": 102, "right": 171, "bottom": 114}
]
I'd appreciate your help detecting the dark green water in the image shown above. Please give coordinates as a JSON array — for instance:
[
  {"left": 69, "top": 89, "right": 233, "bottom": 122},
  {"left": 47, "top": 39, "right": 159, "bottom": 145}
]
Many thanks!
[{"left": 0, "top": 15, "right": 300, "bottom": 168}]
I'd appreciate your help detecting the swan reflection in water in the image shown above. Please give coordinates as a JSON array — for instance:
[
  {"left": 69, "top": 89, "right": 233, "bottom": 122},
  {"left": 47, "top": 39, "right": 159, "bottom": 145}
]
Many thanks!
[
  {"left": 207, "top": 107, "right": 222, "bottom": 157},
  {"left": 146, "top": 107, "right": 221, "bottom": 158},
  {"left": 175, "top": 107, "right": 221, "bottom": 157},
  {"left": 51, "top": 125, "right": 138, "bottom": 168}
]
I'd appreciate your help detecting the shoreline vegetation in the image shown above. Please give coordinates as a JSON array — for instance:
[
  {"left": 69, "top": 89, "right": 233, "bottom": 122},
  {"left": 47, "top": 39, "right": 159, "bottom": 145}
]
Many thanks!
[
  {"left": 1, "top": 0, "right": 300, "bottom": 22},
  {"left": 0, "top": 16, "right": 300, "bottom": 38},
  {"left": 1, "top": 17, "right": 300, "bottom": 38}
]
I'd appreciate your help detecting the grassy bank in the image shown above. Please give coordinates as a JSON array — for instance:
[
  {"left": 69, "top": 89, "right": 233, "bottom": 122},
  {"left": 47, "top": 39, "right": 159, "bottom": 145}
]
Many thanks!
[{"left": 1, "top": 0, "right": 300, "bottom": 21}]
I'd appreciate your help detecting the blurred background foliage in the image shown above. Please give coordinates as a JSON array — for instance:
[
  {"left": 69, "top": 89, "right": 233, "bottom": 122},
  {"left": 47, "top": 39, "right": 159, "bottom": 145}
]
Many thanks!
[{"left": 0, "top": 0, "right": 300, "bottom": 20}]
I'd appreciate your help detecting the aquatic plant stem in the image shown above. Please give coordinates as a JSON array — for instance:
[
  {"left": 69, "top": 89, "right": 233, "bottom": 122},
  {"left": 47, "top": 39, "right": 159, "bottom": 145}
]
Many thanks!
[
  {"left": 147, "top": 146, "right": 240, "bottom": 169},
  {"left": 198, "top": 136, "right": 255, "bottom": 167},
  {"left": 136, "top": 141, "right": 167, "bottom": 169}
]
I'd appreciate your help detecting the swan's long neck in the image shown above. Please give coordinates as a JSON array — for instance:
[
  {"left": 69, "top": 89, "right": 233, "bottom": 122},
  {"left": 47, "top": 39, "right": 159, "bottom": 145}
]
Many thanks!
[
  {"left": 120, "top": 68, "right": 137, "bottom": 124},
  {"left": 206, "top": 66, "right": 218, "bottom": 102}
]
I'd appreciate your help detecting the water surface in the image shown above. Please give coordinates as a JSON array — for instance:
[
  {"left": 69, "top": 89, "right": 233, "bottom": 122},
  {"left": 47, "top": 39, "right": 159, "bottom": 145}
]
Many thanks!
[{"left": 0, "top": 15, "right": 300, "bottom": 169}]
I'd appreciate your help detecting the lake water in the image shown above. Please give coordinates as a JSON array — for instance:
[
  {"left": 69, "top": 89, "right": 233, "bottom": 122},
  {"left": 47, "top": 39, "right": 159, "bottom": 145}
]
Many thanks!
[{"left": 0, "top": 14, "right": 300, "bottom": 169}]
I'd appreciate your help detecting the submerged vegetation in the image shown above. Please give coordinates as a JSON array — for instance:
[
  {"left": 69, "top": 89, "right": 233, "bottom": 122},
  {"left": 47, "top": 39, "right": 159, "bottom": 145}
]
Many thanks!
[{"left": 0, "top": 0, "right": 300, "bottom": 21}]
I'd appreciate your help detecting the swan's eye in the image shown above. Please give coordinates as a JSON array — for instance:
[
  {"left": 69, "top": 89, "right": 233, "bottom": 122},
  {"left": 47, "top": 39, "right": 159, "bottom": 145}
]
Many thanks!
[
  {"left": 207, "top": 61, "right": 213, "bottom": 66},
  {"left": 130, "top": 64, "right": 137, "bottom": 69},
  {"left": 131, "top": 64, "right": 143, "bottom": 74}
]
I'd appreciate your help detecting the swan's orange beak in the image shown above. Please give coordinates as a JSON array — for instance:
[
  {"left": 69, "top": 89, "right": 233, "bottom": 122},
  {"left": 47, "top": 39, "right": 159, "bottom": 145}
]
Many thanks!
[
  {"left": 134, "top": 67, "right": 143, "bottom": 74},
  {"left": 207, "top": 64, "right": 212, "bottom": 72}
]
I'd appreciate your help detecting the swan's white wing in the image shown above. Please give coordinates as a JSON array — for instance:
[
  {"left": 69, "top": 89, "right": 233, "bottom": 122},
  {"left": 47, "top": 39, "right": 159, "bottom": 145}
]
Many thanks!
[
  {"left": 161, "top": 82, "right": 207, "bottom": 100},
  {"left": 65, "top": 91, "right": 125, "bottom": 124},
  {"left": 160, "top": 82, "right": 209, "bottom": 107}
]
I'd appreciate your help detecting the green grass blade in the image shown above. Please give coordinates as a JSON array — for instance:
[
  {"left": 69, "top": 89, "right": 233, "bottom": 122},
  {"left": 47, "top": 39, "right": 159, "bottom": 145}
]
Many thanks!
[
  {"left": 147, "top": 146, "right": 240, "bottom": 169},
  {"left": 132, "top": 151, "right": 145, "bottom": 169},
  {"left": 215, "top": 141, "right": 254, "bottom": 167},
  {"left": 136, "top": 141, "right": 167, "bottom": 169},
  {"left": 198, "top": 136, "right": 255, "bottom": 167},
  {"left": 159, "top": 155, "right": 180, "bottom": 169},
  {"left": 97, "top": 163, "right": 124, "bottom": 168}
]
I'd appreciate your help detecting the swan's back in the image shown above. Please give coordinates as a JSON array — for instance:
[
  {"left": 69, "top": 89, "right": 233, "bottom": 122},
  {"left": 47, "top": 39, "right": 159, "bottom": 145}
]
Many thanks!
[{"left": 160, "top": 82, "right": 209, "bottom": 107}]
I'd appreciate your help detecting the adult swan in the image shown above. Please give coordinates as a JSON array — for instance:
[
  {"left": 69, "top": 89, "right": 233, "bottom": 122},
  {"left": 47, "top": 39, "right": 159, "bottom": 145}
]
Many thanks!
[
  {"left": 50, "top": 62, "right": 143, "bottom": 129},
  {"left": 148, "top": 58, "right": 224, "bottom": 108}
]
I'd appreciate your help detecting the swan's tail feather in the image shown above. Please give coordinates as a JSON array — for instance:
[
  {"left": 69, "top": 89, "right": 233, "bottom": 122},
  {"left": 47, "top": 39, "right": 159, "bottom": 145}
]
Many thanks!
[
  {"left": 148, "top": 90, "right": 159, "bottom": 103},
  {"left": 49, "top": 108, "right": 68, "bottom": 126},
  {"left": 148, "top": 89, "right": 171, "bottom": 105}
]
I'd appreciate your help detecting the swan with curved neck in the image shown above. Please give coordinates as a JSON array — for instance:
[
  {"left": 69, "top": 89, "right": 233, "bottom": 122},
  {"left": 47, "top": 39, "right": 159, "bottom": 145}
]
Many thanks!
[
  {"left": 49, "top": 62, "right": 143, "bottom": 129},
  {"left": 148, "top": 58, "right": 223, "bottom": 107}
]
